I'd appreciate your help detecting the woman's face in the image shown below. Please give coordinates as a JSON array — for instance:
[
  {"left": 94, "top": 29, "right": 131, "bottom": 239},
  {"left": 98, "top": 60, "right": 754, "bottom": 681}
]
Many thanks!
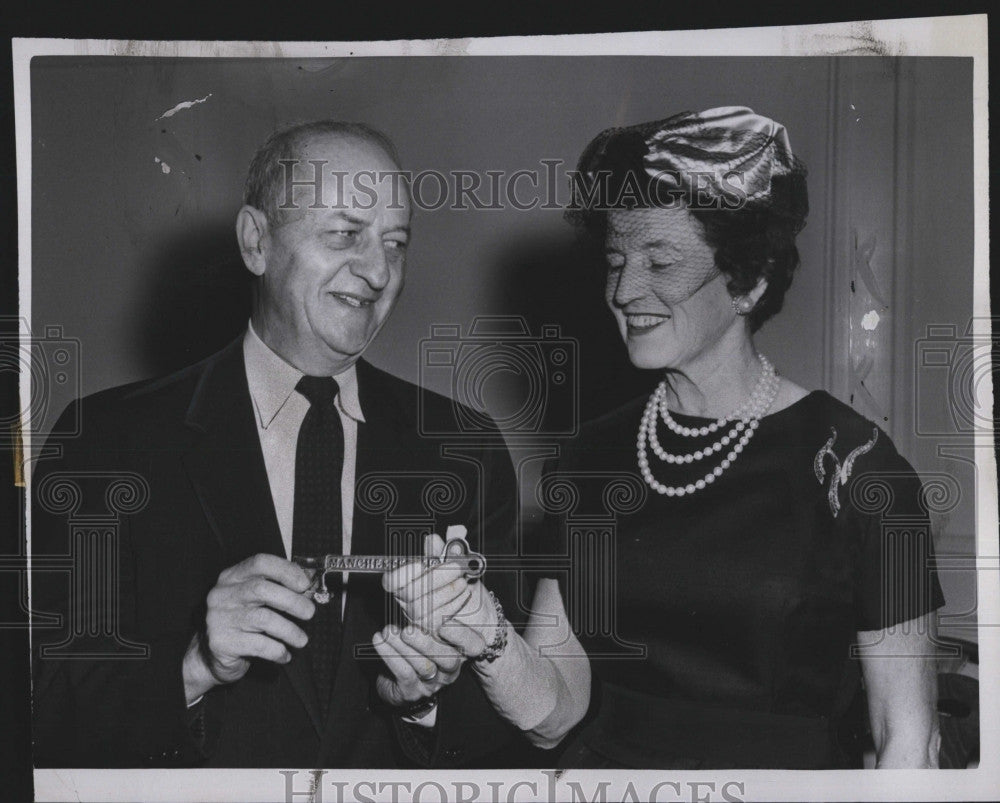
[{"left": 604, "top": 205, "right": 740, "bottom": 371}]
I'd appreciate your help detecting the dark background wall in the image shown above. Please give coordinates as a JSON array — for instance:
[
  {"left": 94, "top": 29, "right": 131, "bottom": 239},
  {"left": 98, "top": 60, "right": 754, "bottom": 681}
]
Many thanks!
[
  {"left": 31, "top": 57, "right": 842, "bottom": 415},
  {"left": 29, "top": 56, "right": 976, "bottom": 625}
]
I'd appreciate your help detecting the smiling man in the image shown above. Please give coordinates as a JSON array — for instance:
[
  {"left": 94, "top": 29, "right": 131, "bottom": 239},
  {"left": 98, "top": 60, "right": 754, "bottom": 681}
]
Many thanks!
[
  {"left": 240, "top": 128, "right": 410, "bottom": 372},
  {"left": 31, "top": 122, "right": 521, "bottom": 768}
]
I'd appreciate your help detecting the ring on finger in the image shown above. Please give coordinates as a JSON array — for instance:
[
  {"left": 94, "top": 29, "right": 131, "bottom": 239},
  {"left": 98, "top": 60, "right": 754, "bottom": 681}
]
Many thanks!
[{"left": 418, "top": 666, "right": 439, "bottom": 682}]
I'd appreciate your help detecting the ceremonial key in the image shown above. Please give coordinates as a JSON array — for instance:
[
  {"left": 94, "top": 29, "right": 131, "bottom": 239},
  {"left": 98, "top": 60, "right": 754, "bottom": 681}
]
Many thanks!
[{"left": 293, "top": 536, "right": 486, "bottom": 604}]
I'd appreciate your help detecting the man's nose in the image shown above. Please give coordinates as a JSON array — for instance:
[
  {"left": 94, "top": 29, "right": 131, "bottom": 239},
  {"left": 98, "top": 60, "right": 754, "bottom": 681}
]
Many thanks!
[
  {"left": 349, "top": 237, "right": 391, "bottom": 291},
  {"left": 611, "top": 257, "right": 647, "bottom": 308}
]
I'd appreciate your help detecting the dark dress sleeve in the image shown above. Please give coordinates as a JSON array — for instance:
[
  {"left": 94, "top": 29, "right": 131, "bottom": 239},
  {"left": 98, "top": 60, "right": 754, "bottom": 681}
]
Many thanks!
[{"left": 845, "top": 427, "right": 946, "bottom": 632}]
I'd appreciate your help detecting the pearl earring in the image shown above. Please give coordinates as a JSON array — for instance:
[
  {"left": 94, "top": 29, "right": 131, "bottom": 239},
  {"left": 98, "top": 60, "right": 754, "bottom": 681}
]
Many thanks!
[{"left": 731, "top": 296, "right": 754, "bottom": 316}]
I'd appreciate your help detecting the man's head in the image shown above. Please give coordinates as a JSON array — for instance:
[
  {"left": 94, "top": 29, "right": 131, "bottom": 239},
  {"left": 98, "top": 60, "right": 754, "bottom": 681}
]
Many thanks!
[{"left": 237, "top": 122, "right": 411, "bottom": 375}]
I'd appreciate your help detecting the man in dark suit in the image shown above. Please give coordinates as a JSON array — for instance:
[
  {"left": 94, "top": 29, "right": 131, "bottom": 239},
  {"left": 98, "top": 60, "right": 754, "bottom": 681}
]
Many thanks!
[{"left": 31, "top": 121, "right": 521, "bottom": 768}]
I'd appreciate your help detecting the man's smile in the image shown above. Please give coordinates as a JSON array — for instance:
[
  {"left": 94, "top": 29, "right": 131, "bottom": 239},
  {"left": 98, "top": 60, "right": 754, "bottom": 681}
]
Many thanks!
[{"left": 329, "top": 291, "right": 376, "bottom": 308}]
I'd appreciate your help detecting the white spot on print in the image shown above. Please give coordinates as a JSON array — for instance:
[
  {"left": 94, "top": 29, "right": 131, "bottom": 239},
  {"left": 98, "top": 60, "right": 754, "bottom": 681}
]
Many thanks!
[
  {"left": 156, "top": 93, "right": 213, "bottom": 120},
  {"left": 861, "top": 309, "right": 880, "bottom": 331}
]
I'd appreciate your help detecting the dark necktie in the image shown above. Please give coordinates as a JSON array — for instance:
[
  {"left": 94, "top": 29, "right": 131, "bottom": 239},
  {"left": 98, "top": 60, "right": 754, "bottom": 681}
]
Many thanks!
[{"left": 293, "top": 375, "right": 344, "bottom": 714}]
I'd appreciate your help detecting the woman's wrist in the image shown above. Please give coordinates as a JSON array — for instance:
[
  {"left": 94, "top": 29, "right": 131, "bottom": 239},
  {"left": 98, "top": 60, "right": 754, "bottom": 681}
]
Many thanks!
[
  {"left": 471, "top": 620, "right": 514, "bottom": 678},
  {"left": 472, "top": 625, "right": 560, "bottom": 729},
  {"left": 471, "top": 589, "right": 509, "bottom": 664}
]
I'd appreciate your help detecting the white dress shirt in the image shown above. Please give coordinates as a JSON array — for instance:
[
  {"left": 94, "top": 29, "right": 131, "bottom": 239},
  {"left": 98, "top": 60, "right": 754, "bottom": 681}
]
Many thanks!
[
  {"left": 241, "top": 325, "right": 437, "bottom": 727},
  {"left": 243, "top": 323, "right": 365, "bottom": 612}
]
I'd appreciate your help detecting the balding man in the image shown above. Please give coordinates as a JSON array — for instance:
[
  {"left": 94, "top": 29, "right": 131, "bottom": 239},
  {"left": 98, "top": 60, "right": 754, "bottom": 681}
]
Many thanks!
[{"left": 32, "top": 121, "right": 521, "bottom": 768}]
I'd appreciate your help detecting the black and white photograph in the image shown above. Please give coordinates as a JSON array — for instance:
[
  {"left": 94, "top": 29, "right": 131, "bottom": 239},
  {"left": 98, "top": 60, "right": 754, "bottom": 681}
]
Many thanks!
[{"left": 7, "top": 14, "right": 995, "bottom": 802}]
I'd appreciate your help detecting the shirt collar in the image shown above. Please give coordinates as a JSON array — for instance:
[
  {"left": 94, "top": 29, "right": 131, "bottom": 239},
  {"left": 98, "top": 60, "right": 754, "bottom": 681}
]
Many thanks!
[{"left": 243, "top": 322, "right": 366, "bottom": 429}]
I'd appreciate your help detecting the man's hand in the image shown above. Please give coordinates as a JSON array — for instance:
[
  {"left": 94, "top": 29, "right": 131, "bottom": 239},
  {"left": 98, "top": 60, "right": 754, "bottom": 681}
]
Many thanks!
[
  {"left": 183, "top": 553, "right": 315, "bottom": 704},
  {"left": 373, "top": 624, "right": 464, "bottom": 707}
]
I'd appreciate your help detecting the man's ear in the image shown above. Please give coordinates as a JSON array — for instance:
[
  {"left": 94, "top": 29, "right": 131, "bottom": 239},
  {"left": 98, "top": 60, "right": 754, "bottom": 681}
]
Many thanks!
[{"left": 236, "top": 205, "right": 270, "bottom": 277}]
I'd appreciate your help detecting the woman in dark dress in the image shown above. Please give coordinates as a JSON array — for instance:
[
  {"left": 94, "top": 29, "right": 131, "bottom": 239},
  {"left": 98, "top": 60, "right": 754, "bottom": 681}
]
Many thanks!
[
  {"left": 380, "top": 106, "right": 943, "bottom": 769},
  {"left": 531, "top": 106, "right": 945, "bottom": 769}
]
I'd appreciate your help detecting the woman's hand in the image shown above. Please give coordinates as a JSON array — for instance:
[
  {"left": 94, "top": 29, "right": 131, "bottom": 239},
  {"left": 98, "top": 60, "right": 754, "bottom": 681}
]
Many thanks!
[
  {"left": 382, "top": 533, "right": 473, "bottom": 638},
  {"left": 436, "top": 571, "right": 502, "bottom": 662},
  {"left": 378, "top": 532, "right": 590, "bottom": 749},
  {"left": 375, "top": 533, "right": 477, "bottom": 709},
  {"left": 382, "top": 533, "right": 501, "bottom": 660}
]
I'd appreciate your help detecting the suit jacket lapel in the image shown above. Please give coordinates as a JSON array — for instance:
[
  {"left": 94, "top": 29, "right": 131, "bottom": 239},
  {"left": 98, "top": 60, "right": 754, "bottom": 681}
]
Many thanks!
[{"left": 181, "top": 337, "right": 323, "bottom": 735}]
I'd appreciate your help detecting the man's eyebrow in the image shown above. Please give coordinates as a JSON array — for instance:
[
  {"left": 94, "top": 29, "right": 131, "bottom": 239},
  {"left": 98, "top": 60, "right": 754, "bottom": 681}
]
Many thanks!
[
  {"left": 328, "top": 211, "right": 368, "bottom": 226},
  {"left": 326, "top": 212, "right": 410, "bottom": 237}
]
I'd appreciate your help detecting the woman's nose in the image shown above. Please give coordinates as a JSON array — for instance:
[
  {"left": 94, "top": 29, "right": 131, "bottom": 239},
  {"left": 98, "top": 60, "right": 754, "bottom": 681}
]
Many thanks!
[{"left": 611, "top": 258, "right": 647, "bottom": 307}]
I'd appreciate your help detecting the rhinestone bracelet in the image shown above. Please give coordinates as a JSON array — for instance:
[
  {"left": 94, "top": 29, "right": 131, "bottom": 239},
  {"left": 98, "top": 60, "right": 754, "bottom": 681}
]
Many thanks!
[{"left": 474, "top": 590, "right": 509, "bottom": 663}]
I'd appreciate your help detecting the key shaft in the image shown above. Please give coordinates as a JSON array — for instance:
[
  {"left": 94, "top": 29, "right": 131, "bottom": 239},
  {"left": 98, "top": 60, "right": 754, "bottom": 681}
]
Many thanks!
[
  {"left": 293, "top": 537, "right": 486, "bottom": 604},
  {"left": 296, "top": 553, "right": 481, "bottom": 576}
]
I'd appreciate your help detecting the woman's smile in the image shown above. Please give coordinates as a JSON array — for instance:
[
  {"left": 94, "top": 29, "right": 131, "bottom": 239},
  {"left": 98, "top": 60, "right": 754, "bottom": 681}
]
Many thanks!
[{"left": 625, "top": 312, "right": 671, "bottom": 334}]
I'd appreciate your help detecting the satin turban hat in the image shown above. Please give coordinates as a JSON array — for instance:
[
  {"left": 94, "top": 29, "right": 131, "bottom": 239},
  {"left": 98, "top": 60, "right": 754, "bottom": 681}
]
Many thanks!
[{"left": 569, "top": 106, "right": 808, "bottom": 229}]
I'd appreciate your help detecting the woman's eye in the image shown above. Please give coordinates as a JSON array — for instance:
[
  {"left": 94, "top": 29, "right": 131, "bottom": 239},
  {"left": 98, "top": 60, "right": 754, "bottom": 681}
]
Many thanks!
[
  {"left": 648, "top": 246, "right": 682, "bottom": 268},
  {"left": 384, "top": 239, "right": 408, "bottom": 251}
]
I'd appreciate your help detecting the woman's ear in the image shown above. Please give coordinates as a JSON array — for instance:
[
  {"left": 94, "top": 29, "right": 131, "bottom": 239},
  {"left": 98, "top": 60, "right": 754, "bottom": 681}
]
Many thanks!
[
  {"left": 748, "top": 274, "right": 769, "bottom": 305},
  {"left": 236, "top": 205, "right": 270, "bottom": 277}
]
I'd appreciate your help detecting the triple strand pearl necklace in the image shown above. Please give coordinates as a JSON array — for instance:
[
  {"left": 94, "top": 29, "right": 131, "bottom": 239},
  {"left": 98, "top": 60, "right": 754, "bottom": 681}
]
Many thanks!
[{"left": 637, "top": 354, "right": 779, "bottom": 497}]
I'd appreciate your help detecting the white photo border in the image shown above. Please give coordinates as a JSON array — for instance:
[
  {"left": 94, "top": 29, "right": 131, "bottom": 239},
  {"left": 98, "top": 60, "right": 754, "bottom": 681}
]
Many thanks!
[{"left": 15, "top": 13, "right": 994, "bottom": 802}]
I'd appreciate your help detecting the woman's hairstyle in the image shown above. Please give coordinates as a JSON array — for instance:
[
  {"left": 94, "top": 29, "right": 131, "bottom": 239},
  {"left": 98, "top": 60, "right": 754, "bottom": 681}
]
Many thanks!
[{"left": 568, "top": 107, "right": 809, "bottom": 332}]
